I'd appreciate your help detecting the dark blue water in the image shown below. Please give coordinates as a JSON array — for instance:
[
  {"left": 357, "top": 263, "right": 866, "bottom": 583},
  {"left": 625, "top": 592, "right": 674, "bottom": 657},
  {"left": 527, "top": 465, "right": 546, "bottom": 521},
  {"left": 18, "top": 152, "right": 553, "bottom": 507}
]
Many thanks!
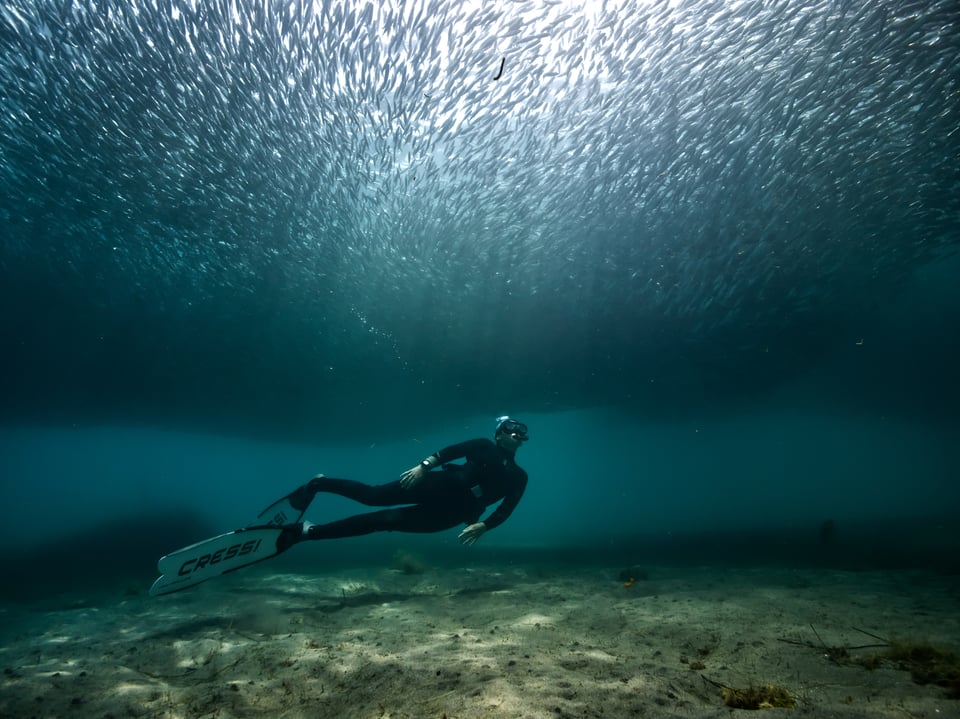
[{"left": 1, "top": 0, "right": 958, "bottom": 596}]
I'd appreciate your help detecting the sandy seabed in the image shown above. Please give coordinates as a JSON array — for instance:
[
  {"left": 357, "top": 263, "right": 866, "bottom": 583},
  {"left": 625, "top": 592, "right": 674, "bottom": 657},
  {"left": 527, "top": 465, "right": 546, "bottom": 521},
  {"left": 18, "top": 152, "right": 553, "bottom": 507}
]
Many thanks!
[{"left": 1, "top": 561, "right": 958, "bottom": 719}]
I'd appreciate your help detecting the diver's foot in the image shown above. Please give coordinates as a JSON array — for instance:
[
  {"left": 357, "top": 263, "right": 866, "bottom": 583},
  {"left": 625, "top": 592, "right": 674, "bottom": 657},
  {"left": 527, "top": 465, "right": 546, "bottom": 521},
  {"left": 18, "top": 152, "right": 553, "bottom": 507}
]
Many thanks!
[
  {"left": 276, "top": 523, "right": 308, "bottom": 553},
  {"left": 289, "top": 475, "right": 325, "bottom": 512},
  {"left": 303, "top": 473, "right": 326, "bottom": 495}
]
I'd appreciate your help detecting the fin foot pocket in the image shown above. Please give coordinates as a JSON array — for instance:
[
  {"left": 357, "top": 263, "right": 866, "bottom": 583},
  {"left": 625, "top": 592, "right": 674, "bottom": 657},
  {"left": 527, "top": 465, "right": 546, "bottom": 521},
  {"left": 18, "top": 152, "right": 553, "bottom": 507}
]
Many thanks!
[
  {"left": 276, "top": 523, "right": 306, "bottom": 553},
  {"left": 288, "top": 484, "right": 315, "bottom": 512}
]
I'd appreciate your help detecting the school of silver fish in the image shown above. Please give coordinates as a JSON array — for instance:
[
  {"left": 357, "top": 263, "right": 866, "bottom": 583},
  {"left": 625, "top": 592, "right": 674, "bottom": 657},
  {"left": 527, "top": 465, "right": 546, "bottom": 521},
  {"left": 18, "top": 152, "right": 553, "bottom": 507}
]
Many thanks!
[{"left": 1, "top": 0, "right": 957, "bottom": 433}]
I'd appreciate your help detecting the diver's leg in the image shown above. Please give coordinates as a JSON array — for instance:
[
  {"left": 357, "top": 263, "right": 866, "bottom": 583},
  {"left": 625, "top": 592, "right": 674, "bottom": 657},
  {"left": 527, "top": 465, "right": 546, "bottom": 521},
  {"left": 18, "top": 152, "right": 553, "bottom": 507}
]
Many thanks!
[
  {"left": 255, "top": 473, "right": 456, "bottom": 528},
  {"left": 308, "top": 476, "right": 419, "bottom": 506},
  {"left": 303, "top": 504, "right": 465, "bottom": 540}
]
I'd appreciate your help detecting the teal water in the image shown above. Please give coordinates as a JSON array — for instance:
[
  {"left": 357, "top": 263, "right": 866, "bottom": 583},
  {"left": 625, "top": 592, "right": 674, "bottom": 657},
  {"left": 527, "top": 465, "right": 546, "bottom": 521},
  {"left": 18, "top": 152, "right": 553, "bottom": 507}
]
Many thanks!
[{"left": 0, "top": 0, "right": 958, "bottom": 598}]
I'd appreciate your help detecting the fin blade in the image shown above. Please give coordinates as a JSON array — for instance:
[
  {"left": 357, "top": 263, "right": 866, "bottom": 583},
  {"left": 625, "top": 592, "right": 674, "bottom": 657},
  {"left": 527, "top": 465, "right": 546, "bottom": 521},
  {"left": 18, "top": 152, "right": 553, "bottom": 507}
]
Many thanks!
[
  {"left": 249, "top": 481, "right": 322, "bottom": 527},
  {"left": 150, "top": 525, "right": 295, "bottom": 596},
  {"left": 250, "top": 494, "right": 305, "bottom": 528}
]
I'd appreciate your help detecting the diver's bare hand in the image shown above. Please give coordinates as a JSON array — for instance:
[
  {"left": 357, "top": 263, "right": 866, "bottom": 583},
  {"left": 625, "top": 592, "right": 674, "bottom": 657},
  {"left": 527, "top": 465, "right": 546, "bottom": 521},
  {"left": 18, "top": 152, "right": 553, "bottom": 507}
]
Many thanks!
[
  {"left": 459, "top": 522, "right": 487, "bottom": 546},
  {"left": 399, "top": 465, "right": 425, "bottom": 489}
]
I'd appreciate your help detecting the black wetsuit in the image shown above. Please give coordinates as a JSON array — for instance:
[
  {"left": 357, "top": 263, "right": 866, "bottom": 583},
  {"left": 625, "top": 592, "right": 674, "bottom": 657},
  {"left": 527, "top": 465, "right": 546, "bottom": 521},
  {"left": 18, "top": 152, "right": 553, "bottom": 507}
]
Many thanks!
[{"left": 303, "top": 438, "right": 527, "bottom": 540}]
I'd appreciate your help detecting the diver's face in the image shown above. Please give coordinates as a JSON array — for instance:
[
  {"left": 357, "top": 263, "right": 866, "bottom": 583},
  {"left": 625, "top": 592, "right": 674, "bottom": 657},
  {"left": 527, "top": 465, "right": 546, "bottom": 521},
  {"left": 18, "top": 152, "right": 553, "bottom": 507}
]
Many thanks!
[{"left": 497, "top": 430, "right": 526, "bottom": 451}]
